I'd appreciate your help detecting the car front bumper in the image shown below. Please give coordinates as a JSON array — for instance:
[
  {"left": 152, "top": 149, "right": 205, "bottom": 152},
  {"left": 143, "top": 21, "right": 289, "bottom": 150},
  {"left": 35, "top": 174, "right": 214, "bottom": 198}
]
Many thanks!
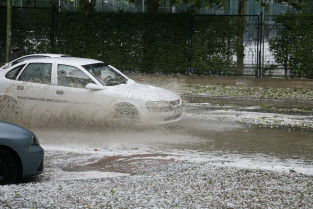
[
  {"left": 140, "top": 105, "right": 184, "bottom": 124},
  {"left": 20, "top": 145, "right": 44, "bottom": 178}
]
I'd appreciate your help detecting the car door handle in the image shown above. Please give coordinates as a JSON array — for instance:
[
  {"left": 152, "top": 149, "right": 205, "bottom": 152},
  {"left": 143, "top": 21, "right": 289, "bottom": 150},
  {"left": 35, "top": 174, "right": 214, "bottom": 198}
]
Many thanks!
[
  {"left": 17, "top": 86, "right": 24, "bottom": 90},
  {"left": 56, "top": 90, "right": 64, "bottom": 95}
]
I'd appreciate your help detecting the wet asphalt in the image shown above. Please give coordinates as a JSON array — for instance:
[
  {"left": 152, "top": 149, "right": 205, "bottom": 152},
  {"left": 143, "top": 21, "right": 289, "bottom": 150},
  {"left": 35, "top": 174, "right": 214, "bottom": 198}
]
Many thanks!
[{"left": 1, "top": 94, "right": 312, "bottom": 208}]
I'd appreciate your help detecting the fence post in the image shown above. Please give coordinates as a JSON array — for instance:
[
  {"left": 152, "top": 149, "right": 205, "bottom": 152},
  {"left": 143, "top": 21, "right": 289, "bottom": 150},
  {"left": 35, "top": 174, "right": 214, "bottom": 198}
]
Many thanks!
[
  {"left": 6, "top": 0, "right": 12, "bottom": 62},
  {"left": 256, "top": 15, "right": 259, "bottom": 77},
  {"left": 186, "top": 13, "right": 193, "bottom": 74},
  {"left": 256, "top": 12, "right": 263, "bottom": 78},
  {"left": 259, "top": 12, "right": 263, "bottom": 77},
  {"left": 51, "top": 3, "right": 56, "bottom": 53}
]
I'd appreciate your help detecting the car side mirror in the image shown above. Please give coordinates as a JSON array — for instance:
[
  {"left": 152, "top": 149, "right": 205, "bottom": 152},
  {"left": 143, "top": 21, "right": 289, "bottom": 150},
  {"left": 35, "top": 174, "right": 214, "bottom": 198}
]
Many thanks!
[{"left": 85, "top": 83, "right": 104, "bottom": 90}]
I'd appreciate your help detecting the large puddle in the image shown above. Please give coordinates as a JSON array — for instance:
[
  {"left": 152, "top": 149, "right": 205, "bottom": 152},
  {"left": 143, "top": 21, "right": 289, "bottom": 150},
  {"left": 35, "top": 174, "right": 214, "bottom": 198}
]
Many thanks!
[
  {"left": 34, "top": 115, "right": 312, "bottom": 166},
  {"left": 177, "top": 118, "right": 312, "bottom": 161}
]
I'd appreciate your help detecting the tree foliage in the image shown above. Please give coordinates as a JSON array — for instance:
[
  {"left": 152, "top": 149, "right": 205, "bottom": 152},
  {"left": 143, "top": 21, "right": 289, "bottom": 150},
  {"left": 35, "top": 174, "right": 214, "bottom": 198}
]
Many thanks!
[
  {"left": 78, "top": 0, "right": 97, "bottom": 12},
  {"left": 55, "top": 12, "right": 238, "bottom": 74},
  {"left": 169, "top": 0, "right": 226, "bottom": 12},
  {"left": 0, "top": 9, "right": 241, "bottom": 75},
  {"left": 256, "top": 0, "right": 306, "bottom": 11},
  {"left": 190, "top": 15, "right": 238, "bottom": 74},
  {"left": 269, "top": 15, "right": 313, "bottom": 78}
]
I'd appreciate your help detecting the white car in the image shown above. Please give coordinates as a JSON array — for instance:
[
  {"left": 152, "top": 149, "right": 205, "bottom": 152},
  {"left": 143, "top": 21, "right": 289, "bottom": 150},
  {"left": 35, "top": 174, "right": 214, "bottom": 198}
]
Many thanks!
[
  {"left": 0, "top": 57, "right": 183, "bottom": 124},
  {"left": 0, "top": 54, "right": 70, "bottom": 70}
]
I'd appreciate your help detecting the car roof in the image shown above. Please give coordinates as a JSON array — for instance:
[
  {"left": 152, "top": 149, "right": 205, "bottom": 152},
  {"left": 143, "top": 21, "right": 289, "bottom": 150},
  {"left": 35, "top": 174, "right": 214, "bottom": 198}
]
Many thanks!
[
  {"left": 0, "top": 54, "right": 71, "bottom": 70},
  {"left": 22, "top": 53, "right": 70, "bottom": 57},
  {"left": 23, "top": 57, "right": 103, "bottom": 66}
]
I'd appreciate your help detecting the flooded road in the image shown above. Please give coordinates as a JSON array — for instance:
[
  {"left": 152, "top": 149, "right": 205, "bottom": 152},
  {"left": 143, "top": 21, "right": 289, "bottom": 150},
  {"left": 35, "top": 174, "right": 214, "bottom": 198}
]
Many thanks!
[
  {"left": 1, "top": 103, "right": 312, "bottom": 208},
  {"left": 32, "top": 104, "right": 312, "bottom": 175},
  {"left": 176, "top": 118, "right": 312, "bottom": 161}
]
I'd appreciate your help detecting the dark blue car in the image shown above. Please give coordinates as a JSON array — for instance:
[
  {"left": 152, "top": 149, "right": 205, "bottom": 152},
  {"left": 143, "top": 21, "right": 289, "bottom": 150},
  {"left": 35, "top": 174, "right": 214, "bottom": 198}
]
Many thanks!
[{"left": 0, "top": 120, "right": 44, "bottom": 185}]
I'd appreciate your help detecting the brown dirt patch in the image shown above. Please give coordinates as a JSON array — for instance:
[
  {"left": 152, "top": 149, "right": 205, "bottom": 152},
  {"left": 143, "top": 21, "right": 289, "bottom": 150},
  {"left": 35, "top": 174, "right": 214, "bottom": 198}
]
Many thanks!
[{"left": 81, "top": 154, "right": 175, "bottom": 173}]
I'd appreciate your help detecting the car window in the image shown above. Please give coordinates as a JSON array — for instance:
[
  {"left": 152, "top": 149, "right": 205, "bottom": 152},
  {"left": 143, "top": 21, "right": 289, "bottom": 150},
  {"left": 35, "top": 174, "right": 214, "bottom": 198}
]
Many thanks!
[
  {"left": 11, "top": 55, "right": 48, "bottom": 66},
  {"left": 5, "top": 64, "right": 26, "bottom": 80},
  {"left": 18, "top": 63, "right": 52, "bottom": 84},
  {"left": 57, "top": 64, "right": 95, "bottom": 88},
  {"left": 83, "top": 63, "right": 127, "bottom": 86}
]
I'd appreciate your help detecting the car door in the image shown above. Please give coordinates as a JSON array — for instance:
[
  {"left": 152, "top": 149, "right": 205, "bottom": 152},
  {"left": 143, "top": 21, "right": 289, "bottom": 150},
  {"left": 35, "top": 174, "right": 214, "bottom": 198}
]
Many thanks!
[
  {"left": 9, "top": 61, "right": 62, "bottom": 119},
  {"left": 54, "top": 64, "right": 115, "bottom": 121}
]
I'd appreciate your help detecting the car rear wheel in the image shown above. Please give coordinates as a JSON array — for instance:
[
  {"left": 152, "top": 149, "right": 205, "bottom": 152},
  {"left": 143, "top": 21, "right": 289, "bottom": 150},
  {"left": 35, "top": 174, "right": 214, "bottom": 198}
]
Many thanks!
[
  {"left": 0, "top": 95, "right": 22, "bottom": 123},
  {"left": 0, "top": 149, "right": 19, "bottom": 185}
]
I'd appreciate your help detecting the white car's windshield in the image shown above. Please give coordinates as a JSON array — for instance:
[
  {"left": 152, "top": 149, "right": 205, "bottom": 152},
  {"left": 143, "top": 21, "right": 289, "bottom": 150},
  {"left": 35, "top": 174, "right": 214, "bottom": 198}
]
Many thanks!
[{"left": 83, "top": 63, "right": 127, "bottom": 86}]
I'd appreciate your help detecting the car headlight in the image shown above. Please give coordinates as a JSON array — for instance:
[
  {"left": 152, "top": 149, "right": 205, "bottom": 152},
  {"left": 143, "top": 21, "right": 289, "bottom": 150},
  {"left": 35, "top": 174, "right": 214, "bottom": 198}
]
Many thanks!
[
  {"left": 31, "top": 134, "right": 40, "bottom": 145},
  {"left": 146, "top": 101, "right": 173, "bottom": 112}
]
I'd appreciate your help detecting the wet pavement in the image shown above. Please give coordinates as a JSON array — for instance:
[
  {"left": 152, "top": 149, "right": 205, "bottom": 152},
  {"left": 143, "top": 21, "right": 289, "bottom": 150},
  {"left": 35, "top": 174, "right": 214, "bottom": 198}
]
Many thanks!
[
  {"left": 35, "top": 108, "right": 312, "bottom": 174},
  {"left": 1, "top": 102, "right": 313, "bottom": 208},
  {"left": 177, "top": 118, "right": 313, "bottom": 160}
]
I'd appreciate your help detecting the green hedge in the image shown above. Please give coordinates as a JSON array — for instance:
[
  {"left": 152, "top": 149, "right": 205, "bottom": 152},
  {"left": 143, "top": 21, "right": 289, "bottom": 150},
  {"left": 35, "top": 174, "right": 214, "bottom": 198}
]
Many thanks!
[
  {"left": 269, "top": 15, "right": 313, "bottom": 79},
  {"left": 56, "top": 12, "right": 240, "bottom": 75},
  {"left": 190, "top": 16, "right": 238, "bottom": 75},
  {"left": 1, "top": 9, "right": 312, "bottom": 78},
  {"left": 56, "top": 13, "right": 190, "bottom": 74},
  {"left": 13, "top": 8, "right": 53, "bottom": 53},
  {"left": 0, "top": 7, "right": 6, "bottom": 62},
  {"left": 0, "top": 8, "right": 53, "bottom": 62},
  {"left": 0, "top": 9, "right": 241, "bottom": 75}
]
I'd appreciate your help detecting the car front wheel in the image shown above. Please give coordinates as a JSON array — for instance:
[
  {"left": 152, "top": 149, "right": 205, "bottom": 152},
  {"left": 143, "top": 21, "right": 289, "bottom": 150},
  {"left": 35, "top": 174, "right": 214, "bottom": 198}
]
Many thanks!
[
  {"left": 114, "top": 103, "right": 140, "bottom": 123},
  {"left": 0, "top": 149, "right": 19, "bottom": 185}
]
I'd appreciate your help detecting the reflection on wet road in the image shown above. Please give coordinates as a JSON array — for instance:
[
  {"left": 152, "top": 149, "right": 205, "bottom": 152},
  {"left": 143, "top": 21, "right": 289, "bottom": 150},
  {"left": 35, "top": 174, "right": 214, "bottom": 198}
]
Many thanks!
[
  {"left": 35, "top": 108, "right": 313, "bottom": 171},
  {"left": 176, "top": 118, "right": 312, "bottom": 161}
]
